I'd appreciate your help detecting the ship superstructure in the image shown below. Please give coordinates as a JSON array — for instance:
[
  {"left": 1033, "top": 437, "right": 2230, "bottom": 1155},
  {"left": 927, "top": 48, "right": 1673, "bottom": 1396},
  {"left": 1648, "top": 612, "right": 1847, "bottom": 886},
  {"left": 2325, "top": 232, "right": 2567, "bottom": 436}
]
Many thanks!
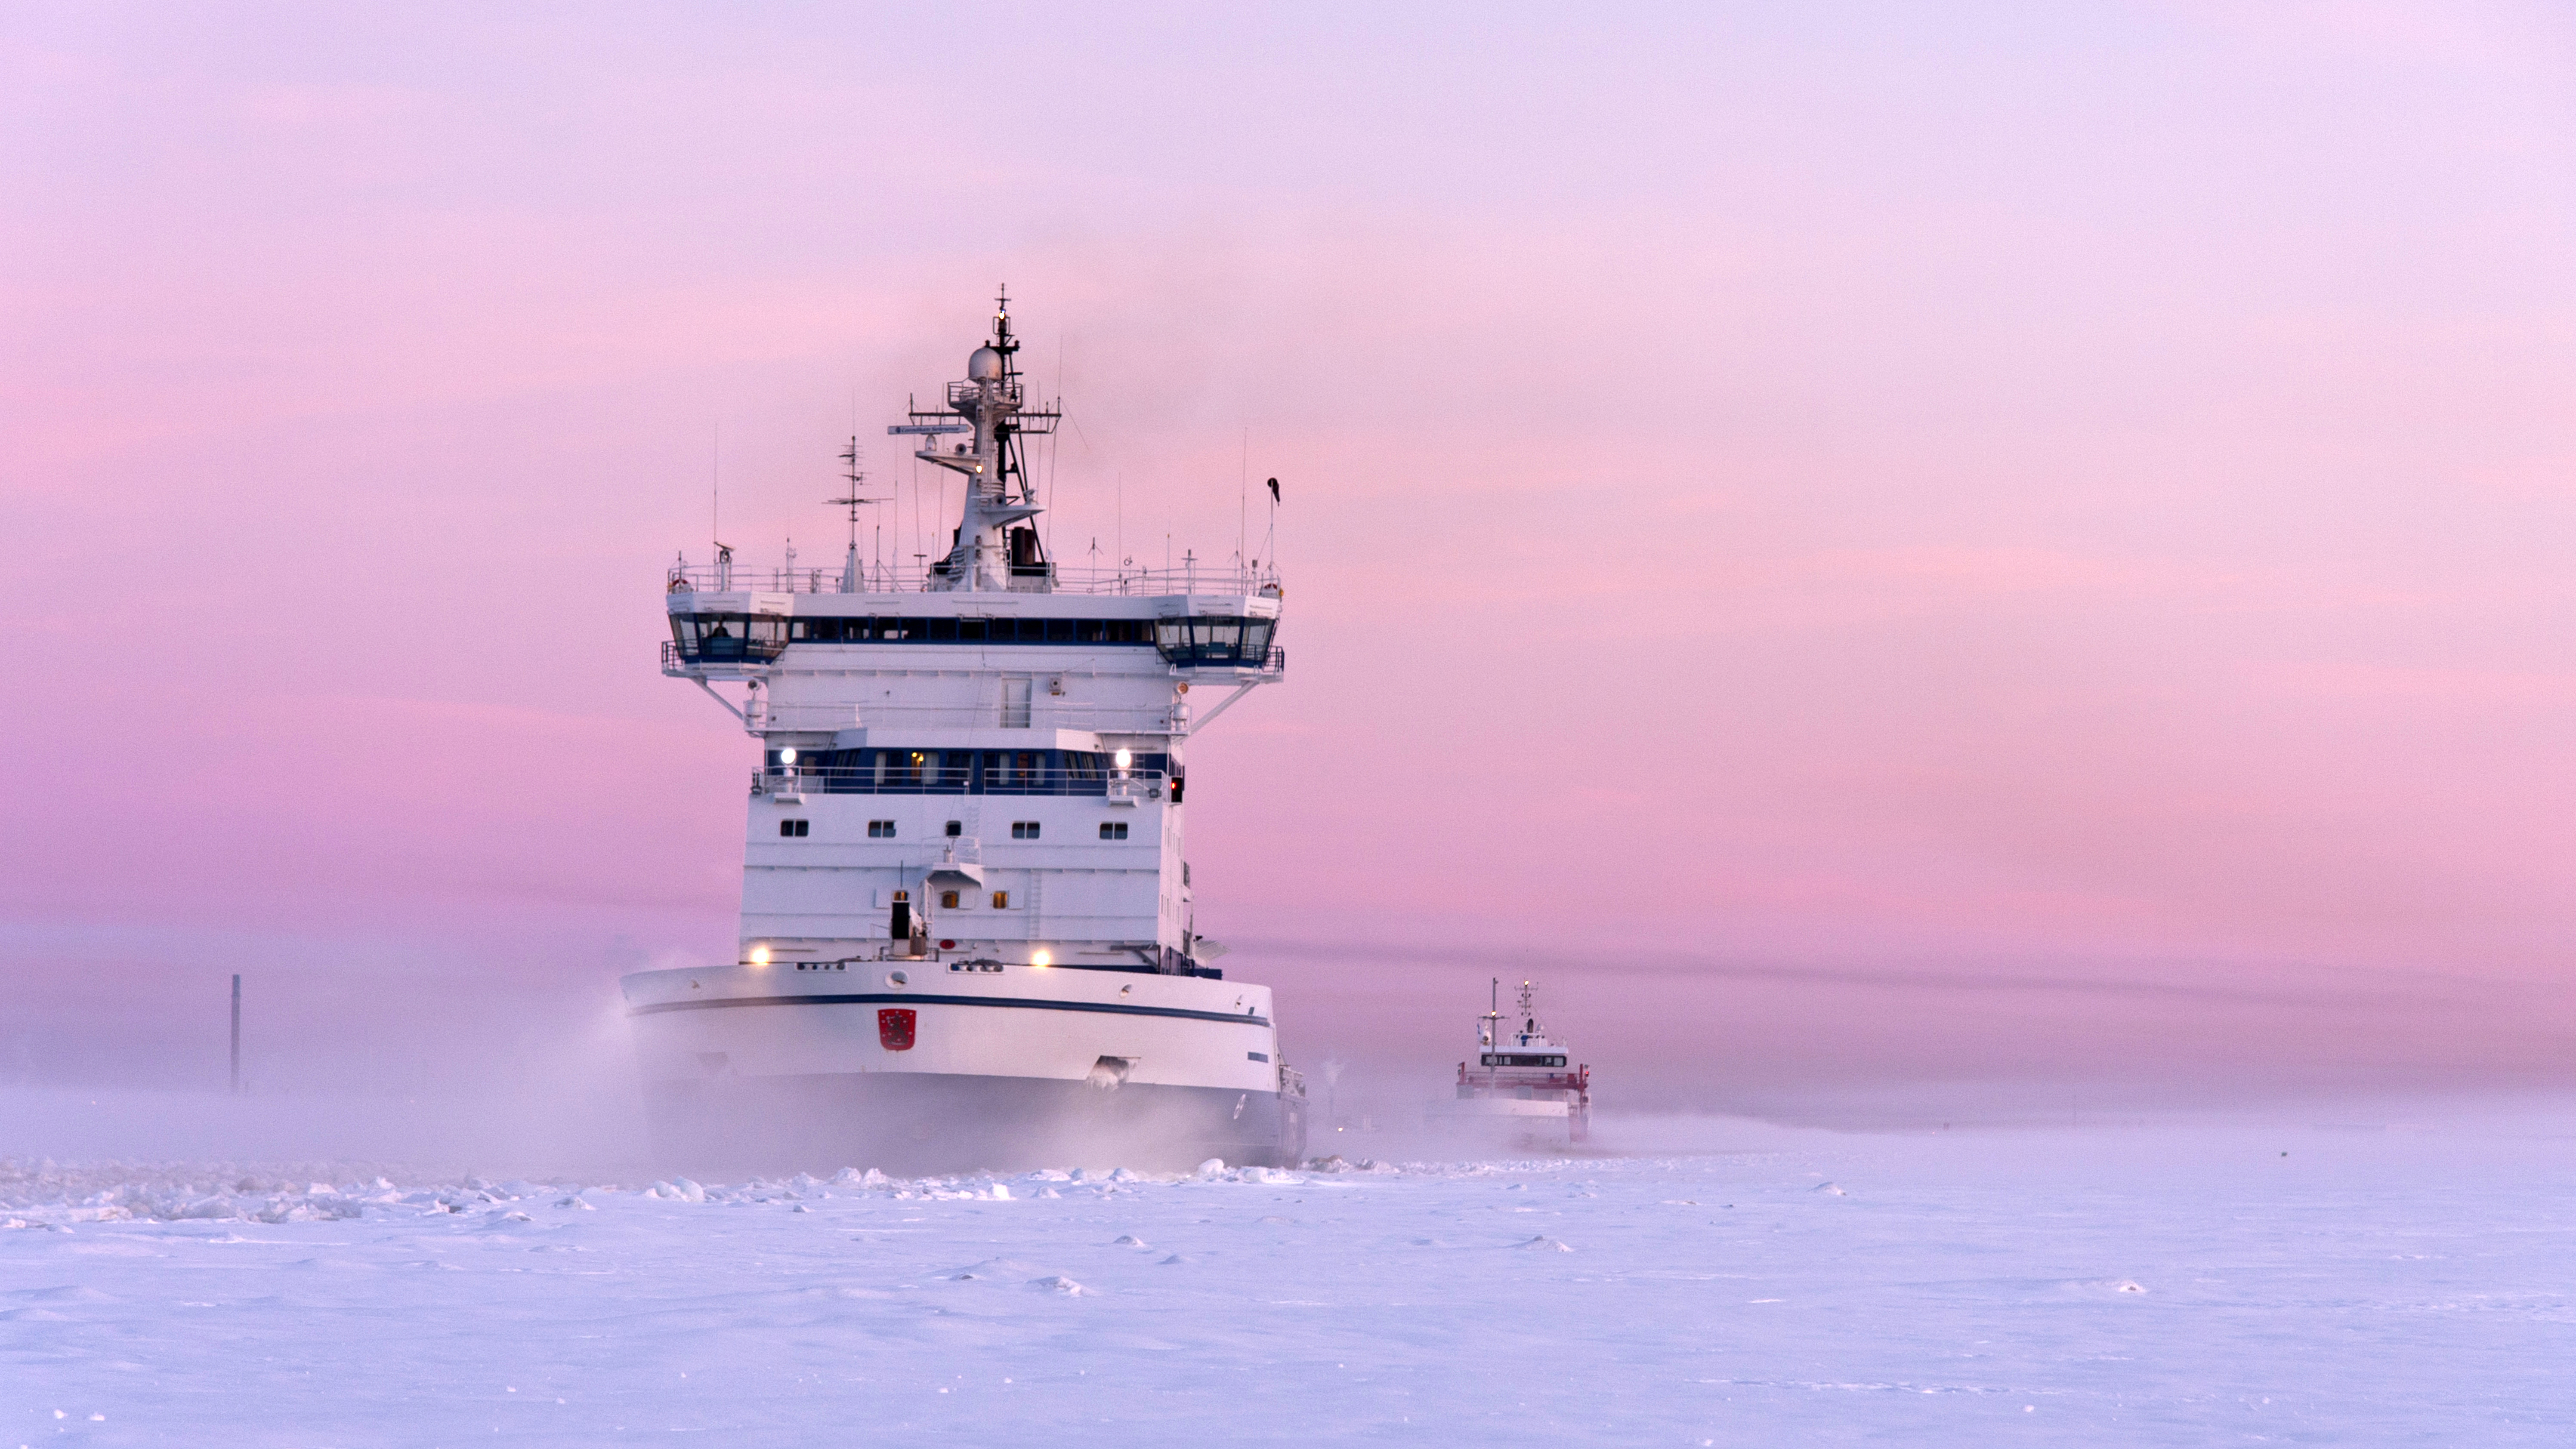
[{"left": 621, "top": 293, "right": 1303, "bottom": 1172}]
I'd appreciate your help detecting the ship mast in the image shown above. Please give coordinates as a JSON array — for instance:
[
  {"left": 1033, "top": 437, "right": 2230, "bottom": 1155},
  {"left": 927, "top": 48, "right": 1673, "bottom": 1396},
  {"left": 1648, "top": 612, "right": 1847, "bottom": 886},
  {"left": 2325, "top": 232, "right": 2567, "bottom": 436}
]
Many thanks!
[
  {"left": 826, "top": 436, "right": 877, "bottom": 594},
  {"left": 894, "top": 286, "right": 1063, "bottom": 591}
]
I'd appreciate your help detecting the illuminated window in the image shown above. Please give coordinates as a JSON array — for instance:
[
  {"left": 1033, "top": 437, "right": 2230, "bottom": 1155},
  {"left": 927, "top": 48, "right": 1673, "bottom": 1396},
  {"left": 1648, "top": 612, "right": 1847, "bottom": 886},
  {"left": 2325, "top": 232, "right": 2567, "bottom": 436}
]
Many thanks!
[
  {"left": 1099, "top": 822, "right": 1128, "bottom": 840},
  {"left": 940, "top": 891, "right": 960, "bottom": 910},
  {"left": 868, "top": 820, "right": 896, "bottom": 838},
  {"left": 991, "top": 891, "right": 1010, "bottom": 909},
  {"left": 1012, "top": 821, "right": 1041, "bottom": 839},
  {"left": 778, "top": 820, "right": 809, "bottom": 838}
]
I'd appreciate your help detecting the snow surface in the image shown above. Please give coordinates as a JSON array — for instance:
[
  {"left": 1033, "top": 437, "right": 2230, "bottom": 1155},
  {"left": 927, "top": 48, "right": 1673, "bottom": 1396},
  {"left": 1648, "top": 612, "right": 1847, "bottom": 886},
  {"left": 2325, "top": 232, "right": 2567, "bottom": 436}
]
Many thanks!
[{"left": 4, "top": 1111, "right": 2573, "bottom": 1445}]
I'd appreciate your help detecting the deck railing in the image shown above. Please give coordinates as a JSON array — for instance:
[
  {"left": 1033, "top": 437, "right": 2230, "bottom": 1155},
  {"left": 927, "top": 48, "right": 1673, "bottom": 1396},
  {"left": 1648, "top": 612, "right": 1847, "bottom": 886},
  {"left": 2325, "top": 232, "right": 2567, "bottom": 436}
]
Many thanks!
[
  {"left": 665, "top": 560, "right": 1282, "bottom": 598},
  {"left": 753, "top": 768, "right": 1169, "bottom": 799}
]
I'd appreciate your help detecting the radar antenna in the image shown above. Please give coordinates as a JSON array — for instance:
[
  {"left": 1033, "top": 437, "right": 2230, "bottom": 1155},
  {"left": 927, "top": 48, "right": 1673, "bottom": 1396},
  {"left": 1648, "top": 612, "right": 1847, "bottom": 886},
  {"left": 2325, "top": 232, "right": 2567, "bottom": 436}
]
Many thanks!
[{"left": 826, "top": 436, "right": 883, "bottom": 593}]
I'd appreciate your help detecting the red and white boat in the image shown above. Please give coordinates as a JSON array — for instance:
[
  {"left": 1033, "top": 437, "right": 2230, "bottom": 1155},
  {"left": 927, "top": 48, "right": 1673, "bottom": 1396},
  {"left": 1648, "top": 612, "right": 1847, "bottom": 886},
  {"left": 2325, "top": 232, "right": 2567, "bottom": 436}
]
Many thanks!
[{"left": 1432, "top": 979, "right": 1591, "bottom": 1143}]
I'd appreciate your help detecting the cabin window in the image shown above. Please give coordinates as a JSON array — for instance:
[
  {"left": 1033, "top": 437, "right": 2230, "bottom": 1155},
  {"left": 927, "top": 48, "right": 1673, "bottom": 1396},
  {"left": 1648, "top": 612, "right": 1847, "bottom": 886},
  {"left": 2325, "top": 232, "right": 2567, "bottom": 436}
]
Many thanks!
[
  {"left": 1100, "top": 822, "right": 1128, "bottom": 840},
  {"left": 778, "top": 820, "right": 809, "bottom": 838},
  {"left": 669, "top": 612, "right": 788, "bottom": 662},
  {"left": 991, "top": 891, "right": 1010, "bottom": 909},
  {"left": 766, "top": 617, "right": 1175, "bottom": 649},
  {"left": 945, "top": 820, "right": 963, "bottom": 837},
  {"left": 939, "top": 890, "right": 961, "bottom": 910},
  {"left": 1012, "top": 822, "right": 1041, "bottom": 840},
  {"left": 868, "top": 820, "right": 896, "bottom": 838},
  {"left": 751, "top": 747, "right": 1170, "bottom": 798},
  {"left": 1149, "top": 614, "right": 1276, "bottom": 667}
]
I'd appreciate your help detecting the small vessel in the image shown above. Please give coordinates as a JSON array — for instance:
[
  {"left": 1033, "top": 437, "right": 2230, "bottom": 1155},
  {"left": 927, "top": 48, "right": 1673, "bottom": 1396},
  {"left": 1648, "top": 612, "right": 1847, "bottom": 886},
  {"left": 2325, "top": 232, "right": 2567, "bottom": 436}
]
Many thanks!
[
  {"left": 621, "top": 291, "right": 1303, "bottom": 1173},
  {"left": 1432, "top": 979, "right": 1592, "bottom": 1143}
]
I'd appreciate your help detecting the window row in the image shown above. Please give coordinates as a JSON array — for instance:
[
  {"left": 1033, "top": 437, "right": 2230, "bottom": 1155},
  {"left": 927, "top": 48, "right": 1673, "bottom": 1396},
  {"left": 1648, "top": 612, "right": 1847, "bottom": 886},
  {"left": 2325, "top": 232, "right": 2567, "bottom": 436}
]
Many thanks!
[
  {"left": 789, "top": 616, "right": 1158, "bottom": 644},
  {"left": 783, "top": 817, "right": 1138, "bottom": 842},
  {"left": 764, "top": 748, "right": 1173, "bottom": 798},
  {"left": 671, "top": 612, "right": 1280, "bottom": 668}
]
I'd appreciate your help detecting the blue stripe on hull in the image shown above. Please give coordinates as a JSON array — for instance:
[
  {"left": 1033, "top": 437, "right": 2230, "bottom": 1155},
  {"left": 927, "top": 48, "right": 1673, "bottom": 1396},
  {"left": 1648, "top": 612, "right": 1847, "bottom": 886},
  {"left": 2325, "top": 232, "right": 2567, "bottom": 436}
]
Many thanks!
[{"left": 629, "top": 992, "right": 1269, "bottom": 1027}]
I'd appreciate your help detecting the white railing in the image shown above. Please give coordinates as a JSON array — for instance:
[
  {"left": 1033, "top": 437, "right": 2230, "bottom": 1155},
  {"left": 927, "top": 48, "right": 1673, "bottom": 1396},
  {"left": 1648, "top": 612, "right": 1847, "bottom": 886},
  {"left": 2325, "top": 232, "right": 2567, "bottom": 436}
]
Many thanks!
[
  {"left": 749, "top": 701, "right": 1170, "bottom": 733},
  {"left": 665, "top": 559, "right": 1282, "bottom": 598},
  {"left": 754, "top": 768, "right": 1168, "bottom": 798}
]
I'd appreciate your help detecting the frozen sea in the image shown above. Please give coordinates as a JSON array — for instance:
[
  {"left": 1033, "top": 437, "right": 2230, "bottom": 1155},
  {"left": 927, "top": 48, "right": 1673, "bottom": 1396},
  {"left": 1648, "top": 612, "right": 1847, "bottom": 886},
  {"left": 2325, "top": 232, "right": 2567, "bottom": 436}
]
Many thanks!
[{"left": 4, "top": 1104, "right": 2572, "bottom": 1445}]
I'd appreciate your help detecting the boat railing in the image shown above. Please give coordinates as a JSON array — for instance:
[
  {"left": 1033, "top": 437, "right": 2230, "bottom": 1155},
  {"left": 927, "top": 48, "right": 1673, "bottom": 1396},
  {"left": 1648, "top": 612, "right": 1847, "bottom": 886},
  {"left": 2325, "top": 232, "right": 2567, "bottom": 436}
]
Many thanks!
[
  {"left": 754, "top": 767, "right": 1169, "bottom": 799},
  {"left": 661, "top": 638, "right": 786, "bottom": 672},
  {"left": 1457, "top": 1063, "right": 1591, "bottom": 1093},
  {"left": 744, "top": 700, "right": 1165, "bottom": 732},
  {"left": 665, "top": 560, "right": 1282, "bottom": 598}
]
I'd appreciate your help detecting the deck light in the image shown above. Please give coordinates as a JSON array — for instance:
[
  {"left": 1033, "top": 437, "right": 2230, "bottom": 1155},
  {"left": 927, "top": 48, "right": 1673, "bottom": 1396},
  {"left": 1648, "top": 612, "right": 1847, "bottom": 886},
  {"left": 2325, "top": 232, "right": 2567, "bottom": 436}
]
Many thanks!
[
  {"left": 1032, "top": 950, "right": 1052, "bottom": 968},
  {"left": 749, "top": 943, "right": 771, "bottom": 967},
  {"left": 779, "top": 747, "right": 797, "bottom": 765},
  {"left": 1114, "top": 748, "right": 1132, "bottom": 769}
]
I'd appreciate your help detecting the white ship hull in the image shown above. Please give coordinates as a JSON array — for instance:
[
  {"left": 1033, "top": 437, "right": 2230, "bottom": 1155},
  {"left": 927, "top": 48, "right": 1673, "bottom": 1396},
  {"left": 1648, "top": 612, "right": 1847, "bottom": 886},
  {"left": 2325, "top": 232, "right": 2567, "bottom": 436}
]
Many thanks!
[
  {"left": 1430, "top": 1094, "right": 1571, "bottom": 1121},
  {"left": 624, "top": 962, "right": 1305, "bottom": 1173}
]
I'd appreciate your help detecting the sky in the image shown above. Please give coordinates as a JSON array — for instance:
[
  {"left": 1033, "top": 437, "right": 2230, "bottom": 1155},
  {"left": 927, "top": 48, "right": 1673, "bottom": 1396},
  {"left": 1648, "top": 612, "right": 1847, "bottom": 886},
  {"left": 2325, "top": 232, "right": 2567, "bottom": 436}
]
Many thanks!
[{"left": 4, "top": 2, "right": 2574, "bottom": 1114}]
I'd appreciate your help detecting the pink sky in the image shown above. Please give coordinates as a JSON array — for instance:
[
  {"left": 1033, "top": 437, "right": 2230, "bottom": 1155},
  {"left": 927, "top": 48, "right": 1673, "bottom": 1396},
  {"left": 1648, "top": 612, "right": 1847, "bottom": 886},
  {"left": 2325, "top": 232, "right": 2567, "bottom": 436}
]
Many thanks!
[{"left": 5, "top": 3, "right": 2574, "bottom": 1108}]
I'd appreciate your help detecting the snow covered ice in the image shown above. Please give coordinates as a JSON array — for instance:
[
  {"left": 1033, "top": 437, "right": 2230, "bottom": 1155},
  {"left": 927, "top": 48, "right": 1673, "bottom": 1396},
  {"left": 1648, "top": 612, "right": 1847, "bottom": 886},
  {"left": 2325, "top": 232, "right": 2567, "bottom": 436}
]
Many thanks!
[{"left": 3, "top": 1108, "right": 2572, "bottom": 1444}]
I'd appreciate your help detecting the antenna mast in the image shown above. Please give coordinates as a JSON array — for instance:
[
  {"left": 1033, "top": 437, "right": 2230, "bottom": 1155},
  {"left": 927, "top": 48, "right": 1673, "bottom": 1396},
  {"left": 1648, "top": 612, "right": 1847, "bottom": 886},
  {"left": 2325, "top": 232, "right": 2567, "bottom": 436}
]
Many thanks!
[{"left": 827, "top": 436, "right": 879, "bottom": 593}]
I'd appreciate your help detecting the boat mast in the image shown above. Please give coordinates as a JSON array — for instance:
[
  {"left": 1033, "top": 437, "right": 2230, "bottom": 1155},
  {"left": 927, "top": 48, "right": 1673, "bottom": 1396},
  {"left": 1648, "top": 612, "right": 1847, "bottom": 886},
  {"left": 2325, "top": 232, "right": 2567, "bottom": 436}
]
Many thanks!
[
  {"left": 901, "top": 286, "right": 1059, "bottom": 591},
  {"left": 828, "top": 436, "right": 876, "bottom": 594}
]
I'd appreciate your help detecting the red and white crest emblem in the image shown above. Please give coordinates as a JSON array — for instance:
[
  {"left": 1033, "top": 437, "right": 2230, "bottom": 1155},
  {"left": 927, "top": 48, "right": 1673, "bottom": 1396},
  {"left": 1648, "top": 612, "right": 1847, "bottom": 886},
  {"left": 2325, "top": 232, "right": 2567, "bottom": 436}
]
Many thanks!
[{"left": 877, "top": 1008, "right": 916, "bottom": 1051}]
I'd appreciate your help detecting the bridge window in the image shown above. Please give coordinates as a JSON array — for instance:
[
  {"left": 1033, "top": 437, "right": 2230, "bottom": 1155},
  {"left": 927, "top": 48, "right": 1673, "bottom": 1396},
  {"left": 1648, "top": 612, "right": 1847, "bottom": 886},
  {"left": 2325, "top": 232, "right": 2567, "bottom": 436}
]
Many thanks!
[
  {"left": 1152, "top": 616, "right": 1277, "bottom": 667},
  {"left": 758, "top": 749, "right": 1170, "bottom": 797},
  {"left": 670, "top": 613, "right": 788, "bottom": 663},
  {"left": 763, "top": 616, "right": 1165, "bottom": 648}
]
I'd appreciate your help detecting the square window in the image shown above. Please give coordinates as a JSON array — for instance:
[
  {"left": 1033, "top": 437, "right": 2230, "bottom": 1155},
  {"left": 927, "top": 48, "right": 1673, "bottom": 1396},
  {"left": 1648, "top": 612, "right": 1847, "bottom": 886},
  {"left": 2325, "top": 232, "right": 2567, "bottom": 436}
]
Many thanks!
[
  {"left": 1099, "top": 822, "right": 1128, "bottom": 840},
  {"left": 945, "top": 820, "right": 963, "bottom": 837},
  {"left": 778, "top": 819, "right": 809, "bottom": 837},
  {"left": 991, "top": 891, "right": 1010, "bottom": 909},
  {"left": 939, "top": 890, "right": 961, "bottom": 910},
  {"left": 868, "top": 820, "right": 896, "bottom": 838},
  {"left": 1012, "top": 821, "right": 1041, "bottom": 839}
]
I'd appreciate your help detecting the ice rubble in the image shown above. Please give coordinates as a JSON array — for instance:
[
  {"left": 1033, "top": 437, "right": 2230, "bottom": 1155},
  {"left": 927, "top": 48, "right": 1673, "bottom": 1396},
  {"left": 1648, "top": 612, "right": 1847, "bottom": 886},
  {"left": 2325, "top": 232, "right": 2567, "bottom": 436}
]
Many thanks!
[{"left": 0, "top": 1148, "right": 1582, "bottom": 1233}]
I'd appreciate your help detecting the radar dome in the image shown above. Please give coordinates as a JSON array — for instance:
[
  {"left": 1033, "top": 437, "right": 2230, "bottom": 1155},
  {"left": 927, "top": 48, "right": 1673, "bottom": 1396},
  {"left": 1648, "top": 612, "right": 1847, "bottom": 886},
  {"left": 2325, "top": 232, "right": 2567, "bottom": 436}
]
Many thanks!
[{"left": 967, "top": 346, "right": 1004, "bottom": 381}]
